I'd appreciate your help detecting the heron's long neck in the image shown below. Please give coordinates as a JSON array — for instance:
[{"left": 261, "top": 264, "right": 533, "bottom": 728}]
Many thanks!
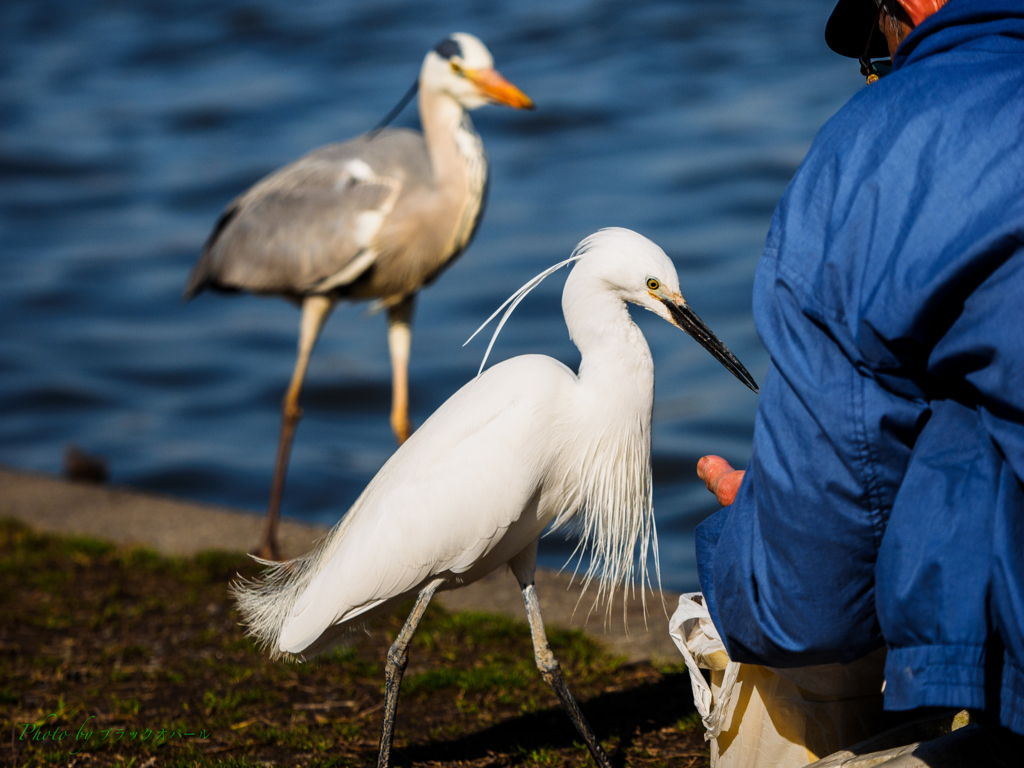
[{"left": 418, "top": 89, "right": 489, "bottom": 256}]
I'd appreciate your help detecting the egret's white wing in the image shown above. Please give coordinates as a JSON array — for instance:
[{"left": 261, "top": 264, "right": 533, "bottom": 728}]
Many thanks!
[{"left": 278, "top": 355, "right": 577, "bottom": 654}]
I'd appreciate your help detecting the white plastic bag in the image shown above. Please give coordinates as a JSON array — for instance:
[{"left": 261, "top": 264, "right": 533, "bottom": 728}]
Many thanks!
[{"left": 670, "top": 593, "right": 887, "bottom": 768}]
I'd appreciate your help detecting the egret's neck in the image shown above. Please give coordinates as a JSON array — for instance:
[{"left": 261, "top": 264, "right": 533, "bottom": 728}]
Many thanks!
[
  {"left": 552, "top": 264, "right": 657, "bottom": 607},
  {"left": 563, "top": 272, "right": 655, "bottom": 410},
  {"left": 418, "top": 88, "right": 489, "bottom": 256}
]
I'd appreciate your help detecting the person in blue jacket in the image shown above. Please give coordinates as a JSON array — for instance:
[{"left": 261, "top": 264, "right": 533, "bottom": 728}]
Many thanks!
[{"left": 695, "top": 0, "right": 1024, "bottom": 743}]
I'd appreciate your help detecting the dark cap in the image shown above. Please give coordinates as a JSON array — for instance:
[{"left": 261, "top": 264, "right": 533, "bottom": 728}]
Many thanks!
[{"left": 826, "top": 0, "right": 890, "bottom": 58}]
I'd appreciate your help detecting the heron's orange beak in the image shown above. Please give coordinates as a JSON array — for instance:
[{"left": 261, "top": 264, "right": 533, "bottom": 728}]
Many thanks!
[{"left": 465, "top": 68, "right": 534, "bottom": 110}]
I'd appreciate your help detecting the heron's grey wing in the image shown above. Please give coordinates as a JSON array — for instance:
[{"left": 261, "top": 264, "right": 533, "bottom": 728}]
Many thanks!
[{"left": 184, "top": 131, "right": 432, "bottom": 298}]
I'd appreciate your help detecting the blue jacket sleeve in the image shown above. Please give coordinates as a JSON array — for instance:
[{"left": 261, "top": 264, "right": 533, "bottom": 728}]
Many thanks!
[
  {"left": 699, "top": 233, "right": 1024, "bottom": 672},
  {"left": 698, "top": 242, "right": 900, "bottom": 666}
]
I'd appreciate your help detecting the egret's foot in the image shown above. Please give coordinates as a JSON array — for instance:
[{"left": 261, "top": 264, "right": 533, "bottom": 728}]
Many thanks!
[
  {"left": 518, "top": 582, "right": 613, "bottom": 768},
  {"left": 377, "top": 580, "right": 441, "bottom": 768}
]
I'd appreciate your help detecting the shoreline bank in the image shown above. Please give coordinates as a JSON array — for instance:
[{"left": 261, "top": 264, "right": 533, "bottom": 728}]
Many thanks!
[{"left": 0, "top": 466, "right": 681, "bottom": 663}]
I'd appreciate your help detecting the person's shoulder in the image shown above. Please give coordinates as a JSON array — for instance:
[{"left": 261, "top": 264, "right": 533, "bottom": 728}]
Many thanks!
[
  {"left": 796, "top": 74, "right": 909, "bottom": 183},
  {"left": 764, "top": 54, "right": 1024, "bottom": 332},
  {"left": 809, "top": 52, "right": 1023, "bottom": 171}
]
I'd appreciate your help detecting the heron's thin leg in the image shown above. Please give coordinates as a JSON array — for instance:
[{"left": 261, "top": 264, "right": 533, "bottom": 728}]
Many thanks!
[
  {"left": 257, "top": 294, "right": 335, "bottom": 560},
  {"left": 378, "top": 577, "right": 442, "bottom": 768},
  {"left": 387, "top": 296, "right": 416, "bottom": 445},
  {"left": 520, "top": 582, "right": 613, "bottom": 768}
]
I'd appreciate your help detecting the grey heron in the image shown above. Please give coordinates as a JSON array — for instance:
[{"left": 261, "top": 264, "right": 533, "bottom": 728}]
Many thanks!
[
  {"left": 232, "top": 228, "right": 758, "bottom": 768},
  {"left": 184, "top": 33, "right": 533, "bottom": 560}
]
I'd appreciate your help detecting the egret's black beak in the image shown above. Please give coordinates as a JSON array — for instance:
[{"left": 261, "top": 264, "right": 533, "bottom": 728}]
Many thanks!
[{"left": 659, "top": 296, "right": 759, "bottom": 393}]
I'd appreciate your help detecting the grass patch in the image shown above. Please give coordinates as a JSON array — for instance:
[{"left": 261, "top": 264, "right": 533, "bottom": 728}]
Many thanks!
[
  {"left": 0, "top": 517, "right": 705, "bottom": 767},
  {"left": 405, "top": 662, "right": 533, "bottom": 696}
]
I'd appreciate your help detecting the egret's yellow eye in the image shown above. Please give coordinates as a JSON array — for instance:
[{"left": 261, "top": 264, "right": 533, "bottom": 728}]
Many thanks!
[
  {"left": 450, "top": 61, "right": 464, "bottom": 75},
  {"left": 646, "top": 278, "right": 660, "bottom": 291}
]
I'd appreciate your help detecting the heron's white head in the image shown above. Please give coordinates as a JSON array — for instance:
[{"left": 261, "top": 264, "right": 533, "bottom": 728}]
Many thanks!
[{"left": 420, "top": 33, "right": 534, "bottom": 111}]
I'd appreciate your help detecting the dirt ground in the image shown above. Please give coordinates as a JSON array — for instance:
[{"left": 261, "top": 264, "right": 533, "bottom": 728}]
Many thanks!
[{"left": 0, "top": 519, "right": 709, "bottom": 768}]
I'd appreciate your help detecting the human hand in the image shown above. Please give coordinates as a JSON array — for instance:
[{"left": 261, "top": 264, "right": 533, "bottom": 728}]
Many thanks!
[{"left": 697, "top": 455, "right": 745, "bottom": 506}]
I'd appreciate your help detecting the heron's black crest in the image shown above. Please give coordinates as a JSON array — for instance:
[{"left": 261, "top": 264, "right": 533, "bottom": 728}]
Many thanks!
[{"left": 434, "top": 38, "right": 462, "bottom": 60}]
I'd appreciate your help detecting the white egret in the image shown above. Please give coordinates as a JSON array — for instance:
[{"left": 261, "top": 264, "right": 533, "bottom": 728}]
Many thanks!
[
  {"left": 232, "top": 228, "right": 758, "bottom": 768},
  {"left": 184, "top": 33, "right": 534, "bottom": 560}
]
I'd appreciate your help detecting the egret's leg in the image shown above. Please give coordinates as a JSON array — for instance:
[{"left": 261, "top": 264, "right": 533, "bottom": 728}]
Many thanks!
[
  {"left": 386, "top": 296, "right": 416, "bottom": 445},
  {"left": 519, "top": 581, "right": 613, "bottom": 768},
  {"left": 257, "top": 294, "right": 335, "bottom": 560},
  {"left": 378, "top": 577, "right": 442, "bottom": 768}
]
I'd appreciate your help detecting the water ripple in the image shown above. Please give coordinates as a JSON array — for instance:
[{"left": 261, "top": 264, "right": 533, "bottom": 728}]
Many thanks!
[{"left": 0, "top": 0, "right": 864, "bottom": 590}]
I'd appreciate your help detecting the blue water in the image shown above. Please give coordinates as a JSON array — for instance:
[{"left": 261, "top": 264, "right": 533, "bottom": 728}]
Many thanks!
[{"left": 0, "top": 0, "right": 863, "bottom": 590}]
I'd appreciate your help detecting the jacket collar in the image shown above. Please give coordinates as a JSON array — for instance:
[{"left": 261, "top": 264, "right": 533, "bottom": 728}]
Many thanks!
[{"left": 893, "top": 0, "right": 1024, "bottom": 72}]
